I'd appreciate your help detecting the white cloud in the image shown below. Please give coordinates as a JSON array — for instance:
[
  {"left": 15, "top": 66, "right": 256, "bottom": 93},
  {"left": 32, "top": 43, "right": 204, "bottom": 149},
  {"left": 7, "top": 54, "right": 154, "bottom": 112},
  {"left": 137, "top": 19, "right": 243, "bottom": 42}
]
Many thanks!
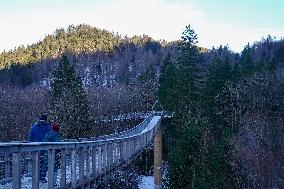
[
  {"left": 0, "top": 0, "right": 283, "bottom": 53},
  {"left": 196, "top": 22, "right": 284, "bottom": 52},
  {"left": 0, "top": 0, "right": 204, "bottom": 52}
]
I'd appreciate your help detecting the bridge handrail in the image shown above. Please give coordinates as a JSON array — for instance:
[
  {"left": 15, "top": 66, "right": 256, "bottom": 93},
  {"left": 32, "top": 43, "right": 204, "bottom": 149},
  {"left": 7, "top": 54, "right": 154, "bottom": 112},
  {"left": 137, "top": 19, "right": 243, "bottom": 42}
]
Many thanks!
[
  {"left": 93, "top": 113, "right": 153, "bottom": 140},
  {"left": 94, "top": 111, "right": 150, "bottom": 123},
  {"left": 86, "top": 111, "right": 165, "bottom": 141},
  {"left": 0, "top": 111, "right": 168, "bottom": 151},
  {"left": 0, "top": 112, "right": 165, "bottom": 189}
]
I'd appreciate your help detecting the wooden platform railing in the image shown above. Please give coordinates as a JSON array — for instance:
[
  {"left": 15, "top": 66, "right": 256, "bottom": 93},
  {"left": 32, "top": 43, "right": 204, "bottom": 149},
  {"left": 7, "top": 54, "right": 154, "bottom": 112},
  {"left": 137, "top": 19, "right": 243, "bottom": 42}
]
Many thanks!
[
  {"left": 95, "top": 112, "right": 152, "bottom": 123},
  {"left": 0, "top": 112, "right": 164, "bottom": 189}
]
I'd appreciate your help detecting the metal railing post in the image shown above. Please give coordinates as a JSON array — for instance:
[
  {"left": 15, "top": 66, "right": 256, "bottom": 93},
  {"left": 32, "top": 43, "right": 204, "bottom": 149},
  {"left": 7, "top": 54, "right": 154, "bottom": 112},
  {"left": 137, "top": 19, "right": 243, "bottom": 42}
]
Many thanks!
[
  {"left": 78, "top": 147, "right": 84, "bottom": 189},
  {"left": 60, "top": 148, "right": 66, "bottom": 189},
  {"left": 48, "top": 148, "right": 55, "bottom": 189},
  {"left": 32, "top": 151, "right": 39, "bottom": 189},
  {"left": 12, "top": 152, "right": 21, "bottom": 189},
  {"left": 71, "top": 149, "right": 77, "bottom": 189}
]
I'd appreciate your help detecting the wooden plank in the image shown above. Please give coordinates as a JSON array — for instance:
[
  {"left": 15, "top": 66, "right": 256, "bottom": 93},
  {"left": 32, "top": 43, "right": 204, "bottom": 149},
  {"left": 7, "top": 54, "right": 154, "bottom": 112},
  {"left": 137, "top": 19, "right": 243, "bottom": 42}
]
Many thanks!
[
  {"left": 97, "top": 146, "right": 102, "bottom": 175},
  {"left": 78, "top": 147, "right": 84, "bottom": 189},
  {"left": 85, "top": 146, "right": 91, "bottom": 189},
  {"left": 107, "top": 144, "right": 110, "bottom": 171},
  {"left": 91, "top": 146, "right": 97, "bottom": 186},
  {"left": 133, "top": 139, "right": 135, "bottom": 155},
  {"left": 143, "top": 133, "right": 146, "bottom": 147},
  {"left": 136, "top": 137, "right": 140, "bottom": 152},
  {"left": 108, "top": 143, "right": 113, "bottom": 171},
  {"left": 103, "top": 144, "right": 107, "bottom": 173},
  {"left": 121, "top": 141, "right": 127, "bottom": 162},
  {"left": 125, "top": 141, "right": 128, "bottom": 162},
  {"left": 60, "top": 148, "right": 66, "bottom": 189},
  {"left": 135, "top": 137, "right": 138, "bottom": 153},
  {"left": 140, "top": 135, "right": 143, "bottom": 151},
  {"left": 32, "top": 151, "right": 39, "bottom": 189},
  {"left": 114, "top": 143, "right": 119, "bottom": 167},
  {"left": 119, "top": 141, "right": 124, "bottom": 164},
  {"left": 97, "top": 146, "right": 102, "bottom": 183},
  {"left": 12, "top": 152, "right": 21, "bottom": 189},
  {"left": 134, "top": 138, "right": 137, "bottom": 154},
  {"left": 48, "top": 149, "right": 55, "bottom": 189},
  {"left": 138, "top": 136, "right": 142, "bottom": 151},
  {"left": 130, "top": 139, "right": 133, "bottom": 160},
  {"left": 4, "top": 154, "right": 10, "bottom": 180},
  {"left": 91, "top": 146, "right": 96, "bottom": 176},
  {"left": 71, "top": 149, "right": 77, "bottom": 189},
  {"left": 127, "top": 140, "right": 130, "bottom": 163}
]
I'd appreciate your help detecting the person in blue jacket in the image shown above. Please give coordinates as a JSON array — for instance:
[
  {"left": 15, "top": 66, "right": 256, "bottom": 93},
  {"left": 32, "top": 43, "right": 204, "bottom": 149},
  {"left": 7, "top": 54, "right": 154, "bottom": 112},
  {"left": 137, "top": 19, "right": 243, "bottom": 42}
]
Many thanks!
[
  {"left": 44, "top": 122, "right": 61, "bottom": 186},
  {"left": 44, "top": 122, "right": 60, "bottom": 142},
  {"left": 29, "top": 114, "right": 51, "bottom": 142},
  {"left": 28, "top": 114, "right": 51, "bottom": 183}
]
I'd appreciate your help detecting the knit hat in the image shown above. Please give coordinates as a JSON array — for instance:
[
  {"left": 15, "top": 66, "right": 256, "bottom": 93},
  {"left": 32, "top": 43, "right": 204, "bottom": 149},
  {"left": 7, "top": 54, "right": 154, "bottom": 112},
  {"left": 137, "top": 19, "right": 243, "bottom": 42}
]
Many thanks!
[
  {"left": 39, "top": 114, "right": 47, "bottom": 121},
  {"left": 51, "top": 123, "right": 60, "bottom": 132}
]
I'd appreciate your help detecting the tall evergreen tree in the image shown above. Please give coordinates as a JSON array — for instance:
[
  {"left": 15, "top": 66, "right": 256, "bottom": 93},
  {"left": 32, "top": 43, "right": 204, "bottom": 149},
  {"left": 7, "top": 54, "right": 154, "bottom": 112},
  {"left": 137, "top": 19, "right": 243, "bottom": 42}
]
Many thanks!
[
  {"left": 203, "top": 55, "right": 232, "bottom": 118},
  {"left": 161, "top": 27, "right": 239, "bottom": 189},
  {"left": 158, "top": 54, "right": 177, "bottom": 111},
  {"left": 202, "top": 53, "right": 237, "bottom": 187},
  {"left": 49, "top": 55, "right": 90, "bottom": 138},
  {"left": 176, "top": 25, "right": 201, "bottom": 114},
  {"left": 160, "top": 25, "right": 208, "bottom": 188},
  {"left": 240, "top": 43, "right": 254, "bottom": 75}
]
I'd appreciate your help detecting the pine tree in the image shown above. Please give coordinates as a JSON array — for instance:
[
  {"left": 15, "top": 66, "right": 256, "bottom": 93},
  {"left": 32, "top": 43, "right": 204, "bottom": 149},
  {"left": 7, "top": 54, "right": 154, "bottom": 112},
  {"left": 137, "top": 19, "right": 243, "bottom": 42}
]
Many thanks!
[
  {"left": 240, "top": 43, "right": 254, "bottom": 75},
  {"left": 162, "top": 25, "right": 208, "bottom": 188},
  {"left": 49, "top": 55, "right": 90, "bottom": 139},
  {"left": 203, "top": 55, "right": 232, "bottom": 117},
  {"left": 202, "top": 53, "right": 236, "bottom": 187},
  {"left": 176, "top": 24, "right": 201, "bottom": 114},
  {"left": 164, "top": 27, "right": 238, "bottom": 189},
  {"left": 158, "top": 54, "right": 176, "bottom": 111}
]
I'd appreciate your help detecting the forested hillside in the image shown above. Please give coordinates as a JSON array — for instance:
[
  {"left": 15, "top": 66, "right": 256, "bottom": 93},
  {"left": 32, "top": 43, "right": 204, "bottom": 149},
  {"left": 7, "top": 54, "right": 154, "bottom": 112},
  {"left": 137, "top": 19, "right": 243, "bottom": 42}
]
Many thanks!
[
  {"left": 0, "top": 24, "right": 120, "bottom": 69},
  {"left": 0, "top": 24, "right": 174, "bottom": 141},
  {"left": 159, "top": 26, "right": 284, "bottom": 188},
  {"left": 1, "top": 23, "right": 284, "bottom": 188},
  {"left": 0, "top": 24, "right": 174, "bottom": 87}
]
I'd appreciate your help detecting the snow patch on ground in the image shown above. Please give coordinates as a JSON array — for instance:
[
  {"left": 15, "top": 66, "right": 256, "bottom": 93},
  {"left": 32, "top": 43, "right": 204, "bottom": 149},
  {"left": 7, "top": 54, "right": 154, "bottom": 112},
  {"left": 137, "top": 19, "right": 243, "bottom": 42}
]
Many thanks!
[{"left": 139, "top": 176, "right": 154, "bottom": 189}]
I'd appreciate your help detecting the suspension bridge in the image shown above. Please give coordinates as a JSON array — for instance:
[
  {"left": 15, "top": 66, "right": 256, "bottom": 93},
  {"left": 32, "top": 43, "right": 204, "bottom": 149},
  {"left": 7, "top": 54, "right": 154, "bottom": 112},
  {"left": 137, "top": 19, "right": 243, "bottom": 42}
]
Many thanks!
[{"left": 0, "top": 111, "right": 172, "bottom": 189}]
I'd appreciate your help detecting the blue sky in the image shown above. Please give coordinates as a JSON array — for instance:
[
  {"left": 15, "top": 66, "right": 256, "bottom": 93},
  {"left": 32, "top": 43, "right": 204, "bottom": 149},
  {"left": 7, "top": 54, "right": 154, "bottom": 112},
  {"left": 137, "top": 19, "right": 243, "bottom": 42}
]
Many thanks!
[
  {"left": 197, "top": 0, "right": 284, "bottom": 28},
  {"left": 0, "top": 0, "right": 283, "bottom": 52}
]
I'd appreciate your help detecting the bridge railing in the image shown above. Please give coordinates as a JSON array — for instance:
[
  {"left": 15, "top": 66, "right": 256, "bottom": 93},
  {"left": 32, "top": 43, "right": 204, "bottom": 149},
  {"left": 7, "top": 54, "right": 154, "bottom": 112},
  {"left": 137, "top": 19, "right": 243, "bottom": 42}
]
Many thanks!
[
  {"left": 61, "top": 111, "right": 153, "bottom": 143},
  {"left": 95, "top": 111, "right": 151, "bottom": 123},
  {"left": 0, "top": 113, "right": 162, "bottom": 189},
  {"left": 94, "top": 113, "right": 154, "bottom": 140}
]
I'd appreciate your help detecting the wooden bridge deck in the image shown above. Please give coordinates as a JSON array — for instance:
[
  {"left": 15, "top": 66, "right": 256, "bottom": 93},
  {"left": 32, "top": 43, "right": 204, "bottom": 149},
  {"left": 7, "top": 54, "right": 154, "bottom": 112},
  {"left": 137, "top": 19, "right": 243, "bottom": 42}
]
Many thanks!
[{"left": 0, "top": 111, "right": 167, "bottom": 189}]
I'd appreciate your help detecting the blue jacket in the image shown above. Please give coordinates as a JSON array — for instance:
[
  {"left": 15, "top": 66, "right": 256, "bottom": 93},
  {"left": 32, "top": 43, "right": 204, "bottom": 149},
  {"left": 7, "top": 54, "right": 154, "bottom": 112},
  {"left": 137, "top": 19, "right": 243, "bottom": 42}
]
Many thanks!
[
  {"left": 44, "top": 131, "right": 60, "bottom": 142},
  {"left": 29, "top": 121, "right": 51, "bottom": 142}
]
